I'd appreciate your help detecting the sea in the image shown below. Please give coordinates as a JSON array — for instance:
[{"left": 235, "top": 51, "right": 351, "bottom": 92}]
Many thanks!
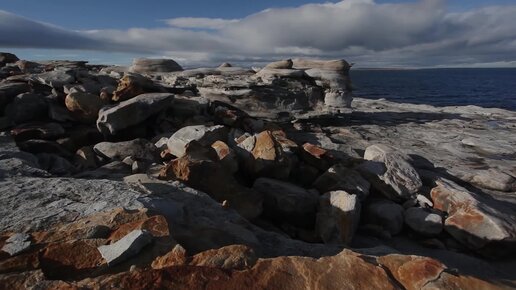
[{"left": 350, "top": 68, "right": 516, "bottom": 111}]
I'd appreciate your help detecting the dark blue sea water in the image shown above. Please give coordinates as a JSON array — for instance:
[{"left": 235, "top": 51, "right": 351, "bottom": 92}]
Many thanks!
[{"left": 351, "top": 68, "right": 516, "bottom": 111}]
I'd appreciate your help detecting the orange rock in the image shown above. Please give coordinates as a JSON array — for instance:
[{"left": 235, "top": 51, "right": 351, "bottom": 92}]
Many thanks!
[
  {"left": 40, "top": 239, "right": 106, "bottom": 279},
  {"left": 112, "top": 74, "right": 160, "bottom": 102},
  {"left": 108, "top": 215, "right": 170, "bottom": 242},
  {"left": 0, "top": 252, "right": 40, "bottom": 274},
  {"left": 151, "top": 244, "right": 188, "bottom": 269},
  {"left": 377, "top": 254, "right": 506, "bottom": 290},
  {"left": 190, "top": 245, "right": 257, "bottom": 270}
]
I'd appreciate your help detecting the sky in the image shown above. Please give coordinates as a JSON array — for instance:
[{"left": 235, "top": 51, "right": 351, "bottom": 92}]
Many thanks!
[{"left": 1, "top": 0, "right": 516, "bottom": 68}]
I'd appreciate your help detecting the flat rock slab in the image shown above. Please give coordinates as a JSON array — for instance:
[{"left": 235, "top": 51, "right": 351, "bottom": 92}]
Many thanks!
[
  {"left": 431, "top": 178, "right": 516, "bottom": 256},
  {"left": 97, "top": 229, "right": 153, "bottom": 266}
]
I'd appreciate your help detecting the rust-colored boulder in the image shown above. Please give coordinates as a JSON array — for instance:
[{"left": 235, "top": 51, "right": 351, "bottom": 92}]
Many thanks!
[
  {"left": 160, "top": 143, "right": 263, "bottom": 219},
  {"left": 40, "top": 239, "right": 106, "bottom": 279},
  {"left": 377, "top": 254, "right": 505, "bottom": 290},
  {"left": 65, "top": 92, "right": 107, "bottom": 123},
  {"left": 430, "top": 178, "right": 516, "bottom": 256},
  {"left": 112, "top": 73, "right": 161, "bottom": 102}
]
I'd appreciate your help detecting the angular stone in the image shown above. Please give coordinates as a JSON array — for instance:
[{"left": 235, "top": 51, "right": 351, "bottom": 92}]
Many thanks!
[
  {"left": 211, "top": 140, "right": 238, "bottom": 173},
  {"left": 160, "top": 144, "right": 263, "bottom": 220},
  {"left": 404, "top": 207, "right": 443, "bottom": 236},
  {"left": 98, "top": 229, "right": 153, "bottom": 266},
  {"left": 112, "top": 73, "right": 162, "bottom": 102},
  {"left": 35, "top": 69, "right": 75, "bottom": 88},
  {"left": 313, "top": 164, "right": 370, "bottom": 200},
  {"left": 377, "top": 254, "right": 504, "bottom": 290},
  {"left": 253, "top": 177, "right": 318, "bottom": 227},
  {"left": 65, "top": 92, "right": 106, "bottom": 123},
  {"left": 97, "top": 93, "right": 174, "bottom": 135},
  {"left": 151, "top": 244, "right": 188, "bottom": 269},
  {"left": 240, "top": 131, "right": 293, "bottom": 179},
  {"left": 365, "top": 199, "right": 404, "bottom": 236},
  {"left": 94, "top": 138, "right": 160, "bottom": 162},
  {"left": 358, "top": 144, "right": 422, "bottom": 201},
  {"left": 1, "top": 233, "right": 31, "bottom": 256},
  {"left": 431, "top": 178, "right": 516, "bottom": 255},
  {"left": 316, "top": 191, "right": 360, "bottom": 245},
  {"left": 167, "top": 125, "right": 228, "bottom": 158}
]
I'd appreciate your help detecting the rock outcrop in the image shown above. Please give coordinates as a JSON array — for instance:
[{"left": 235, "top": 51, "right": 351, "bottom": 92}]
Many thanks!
[{"left": 0, "top": 52, "right": 514, "bottom": 288}]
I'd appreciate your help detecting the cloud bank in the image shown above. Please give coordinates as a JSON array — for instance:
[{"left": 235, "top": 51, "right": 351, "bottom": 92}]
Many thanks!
[{"left": 1, "top": 0, "right": 516, "bottom": 67}]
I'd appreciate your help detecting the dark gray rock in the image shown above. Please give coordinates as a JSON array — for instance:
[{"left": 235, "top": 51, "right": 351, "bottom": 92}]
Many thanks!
[{"left": 365, "top": 199, "right": 404, "bottom": 236}]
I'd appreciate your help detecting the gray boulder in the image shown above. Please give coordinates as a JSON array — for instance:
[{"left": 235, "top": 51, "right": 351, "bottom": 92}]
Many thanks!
[
  {"left": 35, "top": 69, "right": 75, "bottom": 88},
  {"left": 404, "top": 207, "right": 443, "bottom": 236},
  {"left": 130, "top": 58, "right": 183, "bottom": 73},
  {"left": 0, "top": 82, "right": 31, "bottom": 108},
  {"left": 97, "top": 229, "right": 153, "bottom": 266},
  {"left": 365, "top": 199, "right": 404, "bottom": 236},
  {"left": 97, "top": 93, "right": 174, "bottom": 135},
  {"left": 431, "top": 178, "right": 516, "bottom": 256},
  {"left": 1, "top": 233, "right": 31, "bottom": 256},
  {"left": 167, "top": 125, "right": 228, "bottom": 158},
  {"left": 315, "top": 191, "right": 360, "bottom": 245},
  {"left": 253, "top": 177, "right": 319, "bottom": 227},
  {"left": 5, "top": 93, "right": 47, "bottom": 124},
  {"left": 94, "top": 138, "right": 160, "bottom": 161},
  {"left": 313, "top": 164, "right": 370, "bottom": 200},
  {"left": 358, "top": 144, "right": 422, "bottom": 201}
]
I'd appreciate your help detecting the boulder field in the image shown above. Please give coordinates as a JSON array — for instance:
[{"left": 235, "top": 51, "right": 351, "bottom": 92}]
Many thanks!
[{"left": 0, "top": 52, "right": 515, "bottom": 289}]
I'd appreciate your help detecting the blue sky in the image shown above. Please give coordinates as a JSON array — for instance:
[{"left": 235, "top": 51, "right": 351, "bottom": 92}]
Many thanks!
[{"left": 1, "top": 0, "right": 516, "bottom": 67}]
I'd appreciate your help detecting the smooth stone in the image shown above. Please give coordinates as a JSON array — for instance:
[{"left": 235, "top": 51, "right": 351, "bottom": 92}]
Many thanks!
[
  {"left": 97, "top": 93, "right": 174, "bottom": 135},
  {"left": 130, "top": 58, "right": 183, "bottom": 73},
  {"left": 94, "top": 139, "right": 160, "bottom": 161},
  {"left": 166, "top": 125, "right": 228, "bottom": 158},
  {"left": 404, "top": 207, "right": 443, "bottom": 236},
  {"left": 365, "top": 199, "right": 405, "bottom": 236},
  {"left": 264, "top": 59, "right": 293, "bottom": 69}
]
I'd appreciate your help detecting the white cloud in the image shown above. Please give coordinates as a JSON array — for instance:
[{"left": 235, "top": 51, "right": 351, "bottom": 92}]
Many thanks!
[
  {"left": 165, "top": 17, "right": 239, "bottom": 29},
  {"left": 1, "top": 0, "right": 516, "bottom": 67}
]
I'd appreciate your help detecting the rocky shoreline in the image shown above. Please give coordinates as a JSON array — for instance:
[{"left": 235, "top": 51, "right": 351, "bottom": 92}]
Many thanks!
[{"left": 0, "top": 52, "right": 515, "bottom": 289}]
